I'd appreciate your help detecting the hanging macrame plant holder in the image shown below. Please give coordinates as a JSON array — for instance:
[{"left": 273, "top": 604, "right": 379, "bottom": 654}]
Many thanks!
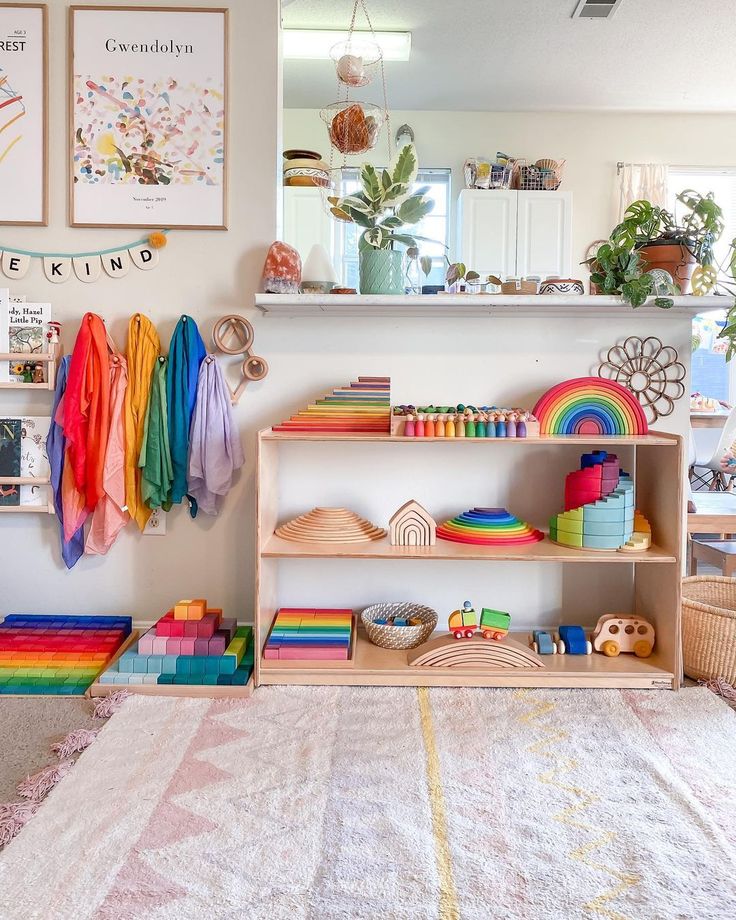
[{"left": 319, "top": 0, "right": 392, "bottom": 163}]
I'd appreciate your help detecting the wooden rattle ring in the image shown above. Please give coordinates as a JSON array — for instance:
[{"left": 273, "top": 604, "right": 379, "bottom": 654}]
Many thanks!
[
  {"left": 242, "top": 354, "right": 269, "bottom": 382},
  {"left": 212, "top": 314, "right": 254, "bottom": 355}
]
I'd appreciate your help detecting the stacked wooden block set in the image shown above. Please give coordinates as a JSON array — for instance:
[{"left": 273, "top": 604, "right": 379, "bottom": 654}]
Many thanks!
[{"left": 98, "top": 599, "right": 253, "bottom": 687}]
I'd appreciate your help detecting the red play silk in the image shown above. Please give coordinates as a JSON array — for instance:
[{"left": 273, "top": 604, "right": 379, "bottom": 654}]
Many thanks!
[{"left": 61, "top": 312, "right": 111, "bottom": 511}]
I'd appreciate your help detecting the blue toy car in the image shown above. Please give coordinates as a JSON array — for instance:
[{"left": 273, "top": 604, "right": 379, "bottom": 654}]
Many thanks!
[
  {"left": 530, "top": 629, "right": 557, "bottom": 655},
  {"left": 557, "top": 625, "right": 592, "bottom": 655}
]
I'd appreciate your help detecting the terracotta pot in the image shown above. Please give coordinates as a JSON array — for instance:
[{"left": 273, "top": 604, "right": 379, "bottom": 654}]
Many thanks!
[{"left": 638, "top": 243, "right": 697, "bottom": 294}]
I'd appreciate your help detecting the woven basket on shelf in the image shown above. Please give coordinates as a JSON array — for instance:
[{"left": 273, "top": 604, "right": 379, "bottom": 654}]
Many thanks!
[
  {"left": 681, "top": 576, "right": 736, "bottom": 683},
  {"left": 361, "top": 603, "right": 437, "bottom": 650}
]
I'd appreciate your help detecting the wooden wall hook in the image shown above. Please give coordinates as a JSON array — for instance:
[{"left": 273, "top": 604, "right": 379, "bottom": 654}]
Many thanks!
[{"left": 212, "top": 314, "right": 269, "bottom": 405}]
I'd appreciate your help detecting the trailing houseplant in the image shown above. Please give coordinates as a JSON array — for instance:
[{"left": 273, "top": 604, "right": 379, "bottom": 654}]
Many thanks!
[
  {"left": 445, "top": 262, "right": 501, "bottom": 293},
  {"left": 610, "top": 191, "right": 725, "bottom": 293},
  {"left": 328, "top": 145, "right": 435, "bottom": 295},
  {"left": 584, "top": 240, "right": 678, "bottom": 308}
]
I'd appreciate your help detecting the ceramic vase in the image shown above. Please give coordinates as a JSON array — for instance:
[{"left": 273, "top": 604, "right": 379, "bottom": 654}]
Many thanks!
[{"left": 359, "top": 249, "right": 405, "bottom": 295}]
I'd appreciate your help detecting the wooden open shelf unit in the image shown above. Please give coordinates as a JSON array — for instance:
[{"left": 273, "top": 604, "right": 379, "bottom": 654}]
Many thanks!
[{"left": 255, "top": 429, "right": 684, "bottom": 691}]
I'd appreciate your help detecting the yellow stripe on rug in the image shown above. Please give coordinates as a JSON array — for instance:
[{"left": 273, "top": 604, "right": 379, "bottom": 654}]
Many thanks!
[
  {"left": 514, "top": 689, "right": 640, "bottom": 920},
  {"left": 417, "top": 686, "right": 460, "bottom": 920}
]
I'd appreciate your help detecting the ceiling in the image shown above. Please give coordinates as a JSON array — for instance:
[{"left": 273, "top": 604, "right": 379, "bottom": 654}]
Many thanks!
[{"left": 282, "top": 0, "right": 736, "bottom": 112}]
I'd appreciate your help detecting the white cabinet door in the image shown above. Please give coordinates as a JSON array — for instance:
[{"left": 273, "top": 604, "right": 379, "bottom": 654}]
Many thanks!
[
  {"left": 282, "top": 187, "right": 333, "bottom": 263},
  {"left": 516, "top": 191, "right": 573, "bottom": 278},
  {"left": 457, "top": 190, "right": 517, "bottom": 278}
]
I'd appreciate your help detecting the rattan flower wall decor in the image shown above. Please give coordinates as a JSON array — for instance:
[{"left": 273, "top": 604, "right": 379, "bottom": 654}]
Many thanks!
[{"left": 597, "top": 336, "right": 686, "bottom": 422}]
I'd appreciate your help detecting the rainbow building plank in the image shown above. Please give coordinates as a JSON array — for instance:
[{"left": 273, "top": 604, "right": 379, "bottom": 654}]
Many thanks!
[
  {"left": 263, "top": 608, "right": 354, "bottom": 660},
  {"left": 97, "top": 600, "right": 254, "bottom": 686},
  {"left": 273, "top": 377, "right": 391, "bottom": 434},
  {"left": 436, "top": 508, "right": 544, "bottom": 546},
  {"left": 0, "top": 615, "right": 132, "bottom": 695},
  {"left": 550, "top": 451, "right": 637, "bottom": 550},
  {"left": 532, "top": 377, "right": 648, "bottom": 436}
]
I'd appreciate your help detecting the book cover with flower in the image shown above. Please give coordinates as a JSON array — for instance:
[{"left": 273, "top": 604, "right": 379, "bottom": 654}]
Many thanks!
[{"left": 0, "top": 418, "right": 21, "bottom": 506}]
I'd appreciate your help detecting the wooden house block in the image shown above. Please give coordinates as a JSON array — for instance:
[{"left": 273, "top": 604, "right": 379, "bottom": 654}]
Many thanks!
[{"left": 389, "top": 499, "right": 437, "bottom": 547}]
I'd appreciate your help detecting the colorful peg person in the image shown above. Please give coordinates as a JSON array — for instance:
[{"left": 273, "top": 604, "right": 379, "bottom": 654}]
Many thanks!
[
  {"left": 496, "top": 414, "right": 507, "bottom": 438},
  {"left": 415, "top": 413, "right": 425, "bottom": 438},
  {"left": 507, "top": 412, "right": 517, "bottom": 438},
  {"left": 465, "top": 414, "right": 476, "bottom": 438},
  {"left": 436, "top": 413, "right": 446, "bottom": 437},
  {"left": 404, "top": 414, "right": 415, "bottom": 437},
  {"left": 476, "top": 413, "right": 487, "bottom": 438},
  {"left": 517, "top": 414, "right": 527, "bottom": 438},
  {"left": 446, "top": 414, "right": 456, "bottom": 438},
  {"left": 425, "top": 413, "right": 436, "bottom": 438}
]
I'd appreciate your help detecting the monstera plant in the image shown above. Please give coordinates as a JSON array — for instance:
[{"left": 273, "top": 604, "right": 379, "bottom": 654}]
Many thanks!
[{"left": 329, "top": 144, "right": 435, "bottom": 295}]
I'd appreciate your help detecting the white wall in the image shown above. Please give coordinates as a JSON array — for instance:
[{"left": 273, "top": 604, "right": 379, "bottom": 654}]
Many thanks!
[
  {"left": 0, "top": 0, "right": 280, "bottom": 621},
  {"left": 284, "top": 108, "right": 736, "bottom": 267}
]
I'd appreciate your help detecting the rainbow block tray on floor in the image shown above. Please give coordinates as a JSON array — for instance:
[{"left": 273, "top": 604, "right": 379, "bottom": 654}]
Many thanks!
[
  {"left": 263, "top": 608, "right": 355, "bottom": 664},
  {"left": 273, "top": 377, "right": 391, "bottom": 434},
  {"left": 93, "top": 598, "right": 253, "bottom": 695},
  {"left": 436, "top": 508, "right": 544, "bottom": 546},
  {"left": 0, "top": 615, "right": 132, "bottom": 695}
]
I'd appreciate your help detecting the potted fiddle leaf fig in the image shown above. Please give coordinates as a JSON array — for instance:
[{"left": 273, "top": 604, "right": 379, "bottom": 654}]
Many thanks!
[{"left": 329, "top": 144, "right": 435, "bottom": 295}]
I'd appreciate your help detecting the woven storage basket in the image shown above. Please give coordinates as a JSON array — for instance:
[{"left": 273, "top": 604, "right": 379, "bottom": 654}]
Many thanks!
[
  {"left": 361, "top": 603, "right": 437, "bottom": 650},
  {"left": 682, "top": 575, "right": 736, "bottom": 683}
]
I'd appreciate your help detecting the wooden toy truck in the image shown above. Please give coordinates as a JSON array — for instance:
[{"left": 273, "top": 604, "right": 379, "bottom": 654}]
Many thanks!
[{"left": 449, "top": 602, "right": 511, "bottom": 640}]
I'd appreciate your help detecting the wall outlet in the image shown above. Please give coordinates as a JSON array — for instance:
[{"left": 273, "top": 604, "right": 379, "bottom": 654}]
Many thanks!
[{"left": 143, "top": 508, "right": 167, "bottom": 535}]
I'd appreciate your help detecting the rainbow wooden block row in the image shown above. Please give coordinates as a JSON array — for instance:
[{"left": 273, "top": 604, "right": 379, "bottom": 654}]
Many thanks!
[
  {"left": 532, "top": 377, "right": 648, "bottom": 436},
  {"left": 549, "top": 451, "right": 651, "bottom": 551},
  {"left": 436, "top": 508, "right": 544, "bottom": 546},
  {"left": 274, "top": 377, "right": 391, "bottom": 434},
  {"left": 98, "top": 599, "right": 253, "bottom": 686},
  {"left": 264, "top": 608, "right": 354, "bottom": 661},
  {"left": 0, "top": 615, "right": 132, "bottom": 695}
]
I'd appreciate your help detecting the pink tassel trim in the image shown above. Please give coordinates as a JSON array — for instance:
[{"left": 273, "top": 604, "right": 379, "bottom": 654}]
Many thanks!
[
  {"left": 17, "top": 759, "right": 75, "bottom": 802},
  {"left": 52, "top": 728, "right": 99, "bottom": 760},
  {"left": 0, "top": 801, "right": 39, "bottom": 847},
  {"left": 700, "top": 677, "right": 736, "bottom": 705},
  {"left": 92, "top": 689, "right": 130, "bottom": 719}
]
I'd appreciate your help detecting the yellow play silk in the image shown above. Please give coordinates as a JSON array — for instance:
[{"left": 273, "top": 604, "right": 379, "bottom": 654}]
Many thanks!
[{"left": 124, "top": 314, "right": 160, "bottom": 530}]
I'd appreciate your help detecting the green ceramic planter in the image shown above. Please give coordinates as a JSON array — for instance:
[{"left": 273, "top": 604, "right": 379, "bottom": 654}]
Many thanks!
[{"left": 359, "top": 249, "right": 405, "bottom": 295}]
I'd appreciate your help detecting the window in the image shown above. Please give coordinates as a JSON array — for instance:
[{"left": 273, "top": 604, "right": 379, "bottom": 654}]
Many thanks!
[
  {"left": 333, "top": 167, "right": 451, "bottom": 290},
  {"left": 669, "top": 167, "right": 736, "bottom": 405}
]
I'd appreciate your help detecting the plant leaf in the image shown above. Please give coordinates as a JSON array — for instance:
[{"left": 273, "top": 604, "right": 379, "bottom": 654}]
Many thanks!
[
  {"left": 391, "top": 144, "right": 418, "bottom": 188},
  {"left": 361, "top": 164, "right": 382, "bottom": 203},
  {"left": 397, "top": 195, "right": 435, "bottom": 225},
  {"left": 363, "top": 227, "right": 384, "bottom": 248},
  {"left": 419, "top": 255, "right": 433, "bottom": 277}
]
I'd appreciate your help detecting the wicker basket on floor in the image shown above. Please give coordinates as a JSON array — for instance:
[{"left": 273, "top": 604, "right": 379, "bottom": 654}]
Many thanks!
[
  {"left": 361, "top": 603, "right": 437, "bottom": 650},
  {"left": 681, "top": 575, "right": 736, "bottom": 682}
]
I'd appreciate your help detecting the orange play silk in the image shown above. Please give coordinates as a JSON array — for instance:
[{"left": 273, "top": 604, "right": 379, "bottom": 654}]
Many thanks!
[
  {"left": 61, "top": 312, "right": 111, "bottom": 512},
  {"left": 124, "top": 314, "right": 161, "bottom": 531}
]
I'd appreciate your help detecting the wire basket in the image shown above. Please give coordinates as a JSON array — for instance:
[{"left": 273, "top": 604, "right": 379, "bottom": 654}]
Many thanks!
[
  {"left": 361, "top": 602, "right": 438, "bottom": 650},
  {"left": 463, "top": 158, "right": 513, "bottom": 190},
  {"left": 681, "top": 575, "right": 736, "bottom": 683},
  {"left": 321, "top": 101, "right": 385, "bottom": 155},
  {"left": 516, "top": 159, "right": 565, "bottom": 191}
]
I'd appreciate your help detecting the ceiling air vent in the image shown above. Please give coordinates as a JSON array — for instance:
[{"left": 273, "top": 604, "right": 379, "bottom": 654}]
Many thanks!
[{"left": 572, "top": 0, "right": 624, "bottom": 19}]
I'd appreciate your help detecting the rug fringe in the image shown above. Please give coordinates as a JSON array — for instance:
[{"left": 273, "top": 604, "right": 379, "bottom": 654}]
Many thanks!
[
  {"left": 16, "top": 759, "right": 75, "bottom": 802},
  {"left": 700, "top": 677, "right": 736, "bottom": 705},
  {"left": 52, "top": 728, "right": 99, "bottom": 759},
  {"left": 92, "top": 689, "right": 130, "bottom": 719},
  {"left": 0, "top": 802, "right": 39, "bottom": 847}
]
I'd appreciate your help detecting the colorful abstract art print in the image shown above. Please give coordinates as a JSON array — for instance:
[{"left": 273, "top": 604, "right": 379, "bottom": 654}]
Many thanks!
[
  {"left": 0, "top": 4, "right": 47, "bottom": 225},
  {"left": 70, "top": 7, "right": 227, "bottom": 229}
]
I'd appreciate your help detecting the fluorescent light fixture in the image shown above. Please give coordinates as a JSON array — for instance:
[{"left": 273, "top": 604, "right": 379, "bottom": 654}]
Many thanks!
[{"left": 283, "top": 29, "right": 412, "bottom": 62}]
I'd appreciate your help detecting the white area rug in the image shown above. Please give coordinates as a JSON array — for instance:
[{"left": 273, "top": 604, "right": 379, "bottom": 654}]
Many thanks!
[{"left": 0, "top": 687, "right": 735, "bottom": 920}]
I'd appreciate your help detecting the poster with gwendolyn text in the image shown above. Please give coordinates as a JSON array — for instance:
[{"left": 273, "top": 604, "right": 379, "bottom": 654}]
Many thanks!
[
  {"left": 70, "top": 6, "right": 228, "bottom": 229},
  {"left": 0, "top": 4, "right": 47, "bottom": 225}
]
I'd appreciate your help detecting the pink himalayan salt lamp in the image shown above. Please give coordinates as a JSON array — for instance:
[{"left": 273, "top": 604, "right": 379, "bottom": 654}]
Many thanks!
[{"left": 261, "top": 241, "right": 302, "bottom": 294}]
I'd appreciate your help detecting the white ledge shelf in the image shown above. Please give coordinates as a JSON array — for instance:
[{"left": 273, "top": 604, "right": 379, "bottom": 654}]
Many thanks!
[{"left": 255, "top": 293, "right": 723, "bottom": 318}]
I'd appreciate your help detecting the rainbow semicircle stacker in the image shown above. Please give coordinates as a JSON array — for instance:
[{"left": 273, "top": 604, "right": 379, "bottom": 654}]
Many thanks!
[
  {"left": 436, "top": 508, "right": 544, "bottom": 546},
  {"left": 532, "top": 377, "right": 648, "bottom": 436}
]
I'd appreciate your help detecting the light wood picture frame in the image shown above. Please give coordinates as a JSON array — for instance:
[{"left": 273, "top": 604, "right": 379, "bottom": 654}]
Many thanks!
[
  {"left": 69, "top": 5, "right": 228, "bottom": 229},
  {"left": 0, "top": 3, "right": 48, "bottom": 226}
]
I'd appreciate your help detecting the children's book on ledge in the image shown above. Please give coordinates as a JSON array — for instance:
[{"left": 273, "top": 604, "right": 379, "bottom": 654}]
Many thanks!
[{"left": 0, "top": 288, "right": 52, "bottom": 383}]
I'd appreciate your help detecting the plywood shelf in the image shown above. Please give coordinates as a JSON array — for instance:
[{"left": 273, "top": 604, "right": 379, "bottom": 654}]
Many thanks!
[
  {"left": 261, "top": 429, "right": 679, "bottom": 446},
  {"left": 258, "top": 629, "right": 675, "bottom": 690},
  {"left": 262, "top": 534, "right": 676, "bottom": 563}
]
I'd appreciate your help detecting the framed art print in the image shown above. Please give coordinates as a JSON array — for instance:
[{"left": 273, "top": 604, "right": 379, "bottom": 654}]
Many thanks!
[
  {"left": 70, "top": 6, "right": 228, "bottom": 229},
  {"left": 0, "top": 4, "right": 47, "bottom": 226}
]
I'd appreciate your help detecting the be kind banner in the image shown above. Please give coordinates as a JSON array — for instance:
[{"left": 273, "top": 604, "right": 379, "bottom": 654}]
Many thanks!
[{"left": 70, "top": 7, "right": 228, "bottom": 230}]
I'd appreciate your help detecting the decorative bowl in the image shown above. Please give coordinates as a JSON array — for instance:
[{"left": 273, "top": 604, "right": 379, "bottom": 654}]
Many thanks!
[
  {"left": 539, "top": 278, "right": 585, "bottom": 296},
  {"left": 361, "top": 602, "right": 438, "bottom": 650}
]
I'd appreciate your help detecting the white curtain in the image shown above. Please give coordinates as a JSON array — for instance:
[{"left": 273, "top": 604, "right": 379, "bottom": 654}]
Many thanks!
[{"left": 617, "top": 163, "right": 669, "bottom": 222}]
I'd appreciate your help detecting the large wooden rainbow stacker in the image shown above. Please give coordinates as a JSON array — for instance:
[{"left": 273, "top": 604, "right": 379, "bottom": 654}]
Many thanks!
[
  {"left": 274, "top": 376, "right": 391, "bottom": 434},
  {"left": 532, "top": 376, "right": 648, "bottom": 435}
]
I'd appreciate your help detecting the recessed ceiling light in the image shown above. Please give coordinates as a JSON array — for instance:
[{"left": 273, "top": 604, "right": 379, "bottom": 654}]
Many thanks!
[{"left": 283, "top": 29, "right": 412, "bottom": 62}]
